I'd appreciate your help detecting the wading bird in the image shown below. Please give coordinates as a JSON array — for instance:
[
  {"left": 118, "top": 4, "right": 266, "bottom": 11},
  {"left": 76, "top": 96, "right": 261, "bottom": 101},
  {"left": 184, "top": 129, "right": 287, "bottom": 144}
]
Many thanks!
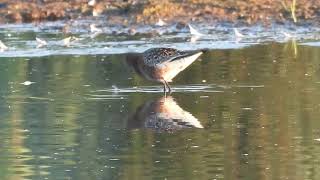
[
  {"left": 234, "top": 28, "right": 244, "bottom": 39},
  {"left": 90, "top": 24, "right": 102, "bottom": 33},
  {"left": 0, "top": 40, "right": 8, "bottom": 52},
  {"left": 188, "top": 24, "right": 204, "bottom": 36},
  {"left": 36, "top": 37, "right": 47, "bottom": 48},
  {"left": 126, "top": 48, "right": 204, "bottom": 93},
  {"left": 155, "top": 19, "right": 167, "bottom": 26}
]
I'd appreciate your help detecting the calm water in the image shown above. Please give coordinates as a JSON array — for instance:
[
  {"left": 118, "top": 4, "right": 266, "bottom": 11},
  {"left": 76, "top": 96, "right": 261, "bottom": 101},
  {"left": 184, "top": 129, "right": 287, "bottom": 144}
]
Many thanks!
[{"left": 0, "top": 42, "right": 320, "bottom": 180}]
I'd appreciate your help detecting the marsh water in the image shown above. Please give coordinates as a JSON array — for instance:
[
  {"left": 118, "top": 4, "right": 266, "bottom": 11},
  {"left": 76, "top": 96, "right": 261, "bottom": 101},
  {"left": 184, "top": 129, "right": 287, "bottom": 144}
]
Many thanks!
[{"left": 1, "top": 22, "right": 320, "bottom": 180}]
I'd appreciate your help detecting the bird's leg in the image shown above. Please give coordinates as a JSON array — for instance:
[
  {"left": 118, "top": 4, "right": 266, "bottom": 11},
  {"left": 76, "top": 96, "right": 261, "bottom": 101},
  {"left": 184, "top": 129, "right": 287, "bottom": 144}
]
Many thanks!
[
  {"left": 164, "top": 80, "right": 171, "bottom": 94},
  {"left": 162, "top": 82, "right": 167, "bottom": 97}
]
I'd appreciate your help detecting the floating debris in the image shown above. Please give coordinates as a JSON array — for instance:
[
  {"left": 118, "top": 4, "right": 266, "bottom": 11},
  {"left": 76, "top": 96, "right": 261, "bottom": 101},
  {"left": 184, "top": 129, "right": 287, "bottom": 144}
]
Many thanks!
[
  {"left": 36, "top": 37, "right": 47, "bottom": 48},
  {"left": 109, "top": 158, "right": 120, "bottom": 161},
  {"left": 155, "top": 19, "right": 167, "bottom": 26},
  {"left": 200, "top": 96, "right": 209, "bottom": 98},
  {"left": 20, "top": 81, "right": 35, "bottom": 86},
  {"left": 188, "top": 24, "right": 204, "bottom": 36},
  {"left": 241, "top": 107, "right": 253, "bottom": 110},
  {"left": 0, "top": 40, "right": 8, "bottom": 52}
]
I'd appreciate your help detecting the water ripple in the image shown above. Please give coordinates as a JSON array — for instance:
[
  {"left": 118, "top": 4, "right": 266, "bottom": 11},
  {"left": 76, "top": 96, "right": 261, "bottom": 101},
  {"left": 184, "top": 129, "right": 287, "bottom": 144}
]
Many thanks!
[{"left": 91, "top": 84, "right": 225, "bottom": 94}]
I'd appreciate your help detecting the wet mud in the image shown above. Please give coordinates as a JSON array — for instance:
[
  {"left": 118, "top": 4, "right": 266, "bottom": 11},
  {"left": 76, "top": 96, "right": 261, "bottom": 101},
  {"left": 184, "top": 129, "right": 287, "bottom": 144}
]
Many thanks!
[{"left": 0, "top": 0, "right": 320, "bottom": 26}]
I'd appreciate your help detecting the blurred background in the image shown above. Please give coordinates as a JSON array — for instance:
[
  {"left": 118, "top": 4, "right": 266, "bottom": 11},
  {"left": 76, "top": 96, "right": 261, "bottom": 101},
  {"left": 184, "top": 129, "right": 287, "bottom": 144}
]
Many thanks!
[
  {"left": 1, "top": 1, "right": 320, "bottom": 180},
  {"left": 0, "top": 0, "right": 319, "bottom": 25}
]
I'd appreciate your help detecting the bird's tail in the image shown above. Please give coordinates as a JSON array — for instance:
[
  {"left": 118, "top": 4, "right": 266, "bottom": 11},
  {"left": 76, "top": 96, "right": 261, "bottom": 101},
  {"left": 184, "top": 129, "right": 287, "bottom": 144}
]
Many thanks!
[
  {"left": 162, "top": 50, "right": 203, "bottom": 82},
  {"left": 170, "top": 50, "right": 204, "bottom": 62}
]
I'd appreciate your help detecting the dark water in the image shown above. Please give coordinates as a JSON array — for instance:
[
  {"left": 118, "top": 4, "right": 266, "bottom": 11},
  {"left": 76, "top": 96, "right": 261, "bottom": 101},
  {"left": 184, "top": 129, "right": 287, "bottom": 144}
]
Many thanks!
[{"left": 0, "top": 42, "right": 320, "bottom": 180}]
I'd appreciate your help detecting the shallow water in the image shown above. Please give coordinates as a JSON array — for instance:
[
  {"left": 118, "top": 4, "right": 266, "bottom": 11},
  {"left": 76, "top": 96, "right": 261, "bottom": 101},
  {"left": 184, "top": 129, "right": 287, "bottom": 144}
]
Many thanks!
[
  {"left": 0, "top": 41, "right": 320, "bottom": 180},
  {"left": 1, "top": 20, "right": 320, "bottom": 57}
]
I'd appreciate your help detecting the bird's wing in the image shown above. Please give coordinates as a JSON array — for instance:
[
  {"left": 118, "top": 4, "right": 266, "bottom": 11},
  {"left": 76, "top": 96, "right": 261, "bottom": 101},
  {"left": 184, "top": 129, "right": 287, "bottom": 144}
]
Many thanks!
[
  {"left": 143, "top": 48, "right": 177, "bottom": 65},
  {"left": 143, "top": 48, "right": 203, "bottom": 66}
]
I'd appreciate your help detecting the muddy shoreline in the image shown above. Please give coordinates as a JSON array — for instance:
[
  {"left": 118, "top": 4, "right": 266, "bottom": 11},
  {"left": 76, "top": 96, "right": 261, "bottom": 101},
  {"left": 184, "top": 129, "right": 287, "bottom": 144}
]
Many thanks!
[{"left": 0, "top": 0, "right": 320, "bottom": 26}]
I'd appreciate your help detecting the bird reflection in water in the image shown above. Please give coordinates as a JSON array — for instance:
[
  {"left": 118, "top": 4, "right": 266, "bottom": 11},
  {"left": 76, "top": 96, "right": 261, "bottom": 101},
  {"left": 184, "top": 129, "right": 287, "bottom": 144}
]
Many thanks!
[{"left": 127, "top": 96, "right": 203, "bottom": 132}]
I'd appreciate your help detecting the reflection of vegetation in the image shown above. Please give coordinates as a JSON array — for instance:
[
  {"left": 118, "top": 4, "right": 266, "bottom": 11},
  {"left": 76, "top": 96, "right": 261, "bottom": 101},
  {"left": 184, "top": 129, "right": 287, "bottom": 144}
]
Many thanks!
[
  {"left": 2, "top": 61, "right": 34, "bottom": 179},
  {"left": 0, "top": 42, "right": 320, "bottom": 179},
  {"left": 283, "top": 39, "right": 298, "bottom": 58}
]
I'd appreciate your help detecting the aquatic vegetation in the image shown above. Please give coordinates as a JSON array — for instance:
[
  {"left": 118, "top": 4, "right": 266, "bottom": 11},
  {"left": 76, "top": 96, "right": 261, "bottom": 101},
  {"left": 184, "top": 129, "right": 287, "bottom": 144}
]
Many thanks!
[
  {"left": 0, "top": 40, "right": 8, "bottom": 51},
  {"left": 291, "top": 0, "right": 297, "bottom": 23},
  {"left": 281, "top": 0, "right": 298, "bottom": 23}
]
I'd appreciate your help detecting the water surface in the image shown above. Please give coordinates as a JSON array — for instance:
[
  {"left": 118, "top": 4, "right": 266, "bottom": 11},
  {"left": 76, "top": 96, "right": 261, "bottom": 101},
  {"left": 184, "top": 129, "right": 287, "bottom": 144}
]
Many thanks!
[{"left": 0, "top": 42, "right": 320, "bottom": 180}]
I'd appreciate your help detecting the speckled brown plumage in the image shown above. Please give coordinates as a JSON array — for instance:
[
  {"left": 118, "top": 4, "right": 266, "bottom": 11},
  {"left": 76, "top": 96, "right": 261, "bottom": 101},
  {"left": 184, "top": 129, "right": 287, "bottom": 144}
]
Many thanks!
[
  {"left": 143, "top": 48, "right": 201, "bottom": 67},
  {"left": 126, "top": 47, "right": 204, "bottom": 93}
]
